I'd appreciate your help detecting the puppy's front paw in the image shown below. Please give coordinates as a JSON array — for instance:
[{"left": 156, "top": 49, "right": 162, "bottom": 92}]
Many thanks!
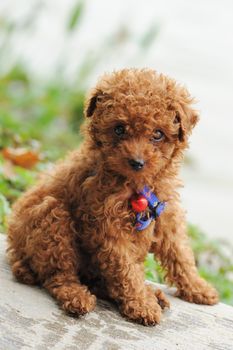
[
  {"left": 177, "top": 279, "right": 219, "bottom": 305},
  {"left": 60, "top": 286, "right": 97, "bottom": 316},
  {"left": 120, "top": 298, "right": 162, "bottom": 326}
]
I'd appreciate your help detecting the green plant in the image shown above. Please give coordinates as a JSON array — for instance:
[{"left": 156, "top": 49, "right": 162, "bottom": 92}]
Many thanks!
[{"left": 0, "top": 193, "right": 11, "bottom": 232}]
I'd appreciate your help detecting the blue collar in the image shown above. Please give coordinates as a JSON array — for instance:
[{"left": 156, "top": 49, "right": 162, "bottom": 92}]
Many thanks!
[{"left": 135, "top": 186, "right": 166, "bottom": 231}]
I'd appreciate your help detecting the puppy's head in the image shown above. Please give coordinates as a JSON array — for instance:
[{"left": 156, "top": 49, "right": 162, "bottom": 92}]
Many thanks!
[{"left": 84, "top": 69, "right": 198, "bottom": 188}]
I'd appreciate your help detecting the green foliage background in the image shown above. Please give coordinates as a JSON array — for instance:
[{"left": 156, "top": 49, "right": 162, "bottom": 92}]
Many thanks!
[{"left": 0, "top": 1, "right": 232, "bottom": 305}]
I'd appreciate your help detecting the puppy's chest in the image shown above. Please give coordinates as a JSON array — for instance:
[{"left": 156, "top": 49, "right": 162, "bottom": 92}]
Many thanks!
[
  {"left": 75, "top": 174, "right": 159, "bottom": 246},
  {"left": 77, "top": 189, "right": 134, "bottom": 232},
  {"left": 76, "top": 184, "right": 155, "bottom": 249}
]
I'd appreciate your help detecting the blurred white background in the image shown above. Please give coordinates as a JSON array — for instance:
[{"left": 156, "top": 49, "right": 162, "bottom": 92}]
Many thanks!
[{"left": 0, "top": 0, "right": 233, "bottom": 241}]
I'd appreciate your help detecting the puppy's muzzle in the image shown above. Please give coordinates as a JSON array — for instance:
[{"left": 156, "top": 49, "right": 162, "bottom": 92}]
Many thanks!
[{"left": 128, "top": 158, "right": 145, "bottom": 171}]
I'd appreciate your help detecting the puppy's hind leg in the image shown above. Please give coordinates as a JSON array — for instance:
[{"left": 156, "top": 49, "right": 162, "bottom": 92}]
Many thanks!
[
  {"left": 29, "top": 203, "right": 96, "bottom": 316},
  {"left": 11, "top": 259, "right": 37, "bottom": 285},
  {"left": 44, "top": 272, "right": 96, "bottom": 316}
]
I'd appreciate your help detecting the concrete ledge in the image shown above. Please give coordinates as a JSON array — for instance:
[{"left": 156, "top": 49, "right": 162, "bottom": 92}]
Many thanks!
[{"left": 1, "top": 234, "right": 233, "bottom": 350}]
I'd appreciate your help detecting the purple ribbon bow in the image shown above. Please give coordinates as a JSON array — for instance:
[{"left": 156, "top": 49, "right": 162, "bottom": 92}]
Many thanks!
[{"left": 135, "top": 186, "right": 166, "bottom": 231}]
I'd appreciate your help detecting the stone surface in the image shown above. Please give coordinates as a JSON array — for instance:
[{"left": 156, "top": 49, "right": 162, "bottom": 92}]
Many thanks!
[{"left": 0, "top": 234, "right": 233, "bottom": 350}]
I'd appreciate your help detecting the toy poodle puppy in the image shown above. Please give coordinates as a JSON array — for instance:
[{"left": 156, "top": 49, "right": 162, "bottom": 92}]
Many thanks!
[{"left": 7, "top": 68, "right": 218, "bottom": 326}]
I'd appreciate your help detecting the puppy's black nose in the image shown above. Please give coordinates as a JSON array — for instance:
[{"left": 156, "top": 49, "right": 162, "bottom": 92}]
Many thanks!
[{"left": 128, "top": 159, "right": 145, "bottom": 171}]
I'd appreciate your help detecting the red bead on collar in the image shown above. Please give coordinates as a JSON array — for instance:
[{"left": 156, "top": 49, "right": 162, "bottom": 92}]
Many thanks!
[{"left": 130, "top": 195, "right": 148, "bottom": 212}]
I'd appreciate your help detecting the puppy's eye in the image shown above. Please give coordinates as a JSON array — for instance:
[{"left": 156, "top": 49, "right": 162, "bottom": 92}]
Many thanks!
[
  {"left": 114, "top": 124, "right": 125, "bottom": 136},
  {"left": 152, "top": 130, "right": 164, "bottom": 142}
]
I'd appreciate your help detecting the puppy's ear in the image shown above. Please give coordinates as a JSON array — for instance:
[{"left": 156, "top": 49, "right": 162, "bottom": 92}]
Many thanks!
[
  {"left": 175, "top": 106, "right": 199, "bottom": 142},
  {"left": 84, "top": 90, "right": 104, "bottom": 118}
]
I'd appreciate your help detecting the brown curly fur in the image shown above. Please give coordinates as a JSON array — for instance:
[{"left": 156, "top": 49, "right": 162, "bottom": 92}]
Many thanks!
[{"left": 7, "top": 68, "right": 218, "bottom": 326}]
